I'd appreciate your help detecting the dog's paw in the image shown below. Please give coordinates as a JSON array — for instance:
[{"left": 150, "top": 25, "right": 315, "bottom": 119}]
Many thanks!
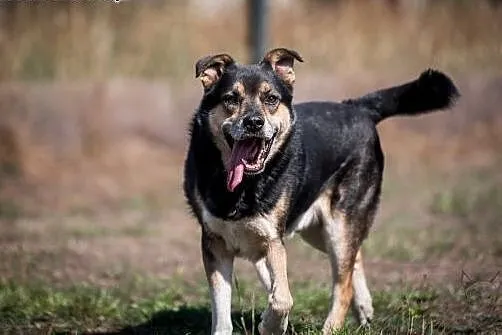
[
  {"left": 213, "top": 329, "right": 233, "bottom": 335},
  {"left": 258, "top": 322, "right": 288, "bottom": 335},
  {"left": 258, "top": 308, "right": 288, "bottom": 335},
  {"left": 258, "top": 321, "right": 267, "bottom": 335},
  {"left": 353, "top": 302, "right": 373, "bottom": 326}
]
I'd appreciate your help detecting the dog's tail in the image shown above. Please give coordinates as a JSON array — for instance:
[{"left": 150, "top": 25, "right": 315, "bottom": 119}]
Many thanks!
[{"left": 343, "top": 69, "right": 460, "bottom": 124}]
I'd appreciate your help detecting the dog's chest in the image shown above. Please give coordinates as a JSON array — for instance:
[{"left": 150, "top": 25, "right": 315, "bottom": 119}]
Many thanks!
[{"left": 200, "top": 204, "right": 279, "bottom": 259}]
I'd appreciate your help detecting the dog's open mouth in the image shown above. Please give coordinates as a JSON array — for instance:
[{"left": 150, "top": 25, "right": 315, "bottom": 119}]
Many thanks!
[{"left": 226, "top": 136, "right": 275, "bottom": 192}]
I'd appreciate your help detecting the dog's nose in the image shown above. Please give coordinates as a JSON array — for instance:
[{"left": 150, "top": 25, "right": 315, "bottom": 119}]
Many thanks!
[{"left": 243, "top": 115, "right": 265, "bottom": 132}]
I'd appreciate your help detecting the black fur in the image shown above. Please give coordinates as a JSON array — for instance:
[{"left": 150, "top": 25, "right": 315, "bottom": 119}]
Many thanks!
[
  {"left": 184, "top": 65, "right": 459, "bottom": 232},
  {"left": 344, "top": 69, "right": 460, "bottom": 123}
]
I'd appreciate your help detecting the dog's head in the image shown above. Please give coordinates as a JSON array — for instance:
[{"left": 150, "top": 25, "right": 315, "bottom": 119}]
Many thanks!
[{"left": 195, "top": 48, "right": 303, "bottom": 192}]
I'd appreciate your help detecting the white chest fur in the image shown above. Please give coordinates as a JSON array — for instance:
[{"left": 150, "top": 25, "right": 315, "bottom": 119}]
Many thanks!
[{"left": 200, "top": 204, "right": 279, "bottom": 260}]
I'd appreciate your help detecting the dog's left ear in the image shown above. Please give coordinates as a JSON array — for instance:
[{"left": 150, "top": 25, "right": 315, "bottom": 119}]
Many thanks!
[
  {"left": 261, "top": 48, "right": 304, "bottom": 89},
  {"left": 195, "top": 54, "right": 235, "bottom": 90}
]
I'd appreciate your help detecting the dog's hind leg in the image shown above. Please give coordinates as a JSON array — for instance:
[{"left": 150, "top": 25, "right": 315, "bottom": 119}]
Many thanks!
[
  {"left": 255, "top": 257, "right": 272, "bottom": 293},
  {"left": 351, "top": 249, "right": 373, "bottom": 325},
  {"left": 321, "top": 210, "right": 358, "bottom": 334},
  {"left": 299, "top": 215, "right": 374, "bottom": 327},
  {"left": 202, "top": 232, "right": 234, "bottom": 335},
  {"left": 258, "top": 239, "right": 293, "bottom": 335}
]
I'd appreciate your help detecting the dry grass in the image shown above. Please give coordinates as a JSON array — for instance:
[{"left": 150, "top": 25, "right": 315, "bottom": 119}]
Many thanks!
[
  {"left": 0, "top": 2, "right": 247, "bottom": 80},
  {"left": 0, "top": 1, "right": 501, "bottom": 81}
]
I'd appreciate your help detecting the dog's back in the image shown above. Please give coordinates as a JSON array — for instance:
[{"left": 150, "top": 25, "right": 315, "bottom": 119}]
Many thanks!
[{"left": 281, "top": 70, "right": 460, "bottom": 228}]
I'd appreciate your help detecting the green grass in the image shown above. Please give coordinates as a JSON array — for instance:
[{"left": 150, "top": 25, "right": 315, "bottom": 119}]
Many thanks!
[
  {"left": 361, "top": 164, "right": 502, "bottom": 263},
  {"left": 429, "top": 170, "right": 502, "bottom": 260},
  {"left": 0, "top": 277, "right": 475, "bottom": 335},
  {"left": 0, "top": 277, "right": 206, "bottom": 334}
]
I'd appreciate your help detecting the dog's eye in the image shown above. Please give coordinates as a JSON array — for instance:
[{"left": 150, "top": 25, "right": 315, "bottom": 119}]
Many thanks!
[
  {"left": 264, "top": 95, "right": 279, "bottom": 106},
  {"left": 223, "top": 94, "right": 239, "bottom": 106}
]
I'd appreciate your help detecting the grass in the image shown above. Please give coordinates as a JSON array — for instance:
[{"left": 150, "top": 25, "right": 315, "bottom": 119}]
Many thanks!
[
  {"left": 0, "top": 278, "right": 442, "bottom": 335},
  {"left": 428, "top": 168, "right": 502, "bottom": 260},
  {"left": 1, "top": 160, "right": 500, "bottom": 334},
  {"left": 363, "top": 223, "right": 458, "bottom": 262},
  {"left": 2, "top": 275, "right": 499, "bottom": 335},
  {"left": 360, "top": 162, "right": 502, "bottom": 263}
]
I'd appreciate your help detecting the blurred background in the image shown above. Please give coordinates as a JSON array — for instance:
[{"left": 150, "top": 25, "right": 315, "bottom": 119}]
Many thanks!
[{"left": 0, "top": 0, "right": 501, "bottom": 298}]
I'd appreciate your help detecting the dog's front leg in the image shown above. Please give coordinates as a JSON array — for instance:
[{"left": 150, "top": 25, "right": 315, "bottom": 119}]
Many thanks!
[
  {"left": 258, "top": 239, "right": 293, "bottom": 335},
  {"left": 202, "top": 232, "right": 234, "bottom": 335}
]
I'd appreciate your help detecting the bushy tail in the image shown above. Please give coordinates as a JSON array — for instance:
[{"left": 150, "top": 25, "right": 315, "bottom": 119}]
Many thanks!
[{"left": 343, "top": 69, "right": 460, "bottom": 124}]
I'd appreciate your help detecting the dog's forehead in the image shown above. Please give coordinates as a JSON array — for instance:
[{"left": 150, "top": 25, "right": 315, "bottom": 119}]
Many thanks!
[{"left": 227, "top": 64, "right": 276, "bottom": 95}]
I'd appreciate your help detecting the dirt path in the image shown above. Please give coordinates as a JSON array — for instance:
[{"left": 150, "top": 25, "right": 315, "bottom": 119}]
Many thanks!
[{"left": 1, "top": 199, "right": 498, "bottom": 291}]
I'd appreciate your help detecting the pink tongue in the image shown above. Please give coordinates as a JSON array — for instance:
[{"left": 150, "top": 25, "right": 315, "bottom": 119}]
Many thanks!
[
  {"left": 226, "top": 139, "right": 259, "bottom": 192},
  {"left": 227, "top": 164, "right": 244, "bottom": 193}
]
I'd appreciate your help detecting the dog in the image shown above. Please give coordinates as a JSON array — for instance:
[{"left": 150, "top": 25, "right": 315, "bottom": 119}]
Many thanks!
[{"left": 183, "top": 48, "right": 459, "bottom": 334}]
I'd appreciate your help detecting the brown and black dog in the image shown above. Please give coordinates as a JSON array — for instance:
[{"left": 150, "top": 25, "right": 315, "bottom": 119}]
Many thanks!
[{"left": 184, "top": 48, "right": 459, "bottom": 334}]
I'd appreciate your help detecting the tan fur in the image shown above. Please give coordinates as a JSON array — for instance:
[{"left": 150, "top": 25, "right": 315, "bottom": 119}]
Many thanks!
[
  {"left": 203, "top": 236, "right": 231, "bottom": 290},
  {"left": 352, "top": 249, "right": 373, "bottom": 324},
  {"left": 196, "top": 190, "right": 291, "bottom": 261},
  {"left": 258, "top": 81, "right": 272, "bottom": 94},
  {"left": 354, "top": 249, "right": 363, "bottom": 271},
  {"left": 267, "top": 190, "right": 290, "bottom": 233},
  {"left": 276, "top": 67, "right": 295, "bottom": 87},
  {"left": 321, "top": 210, "right": 359, "bottom": 333},
  {"left": 201, "top": 233, "right": 234, "bottom": 334},
  {"left": 266, "top": 240, "right": 293, "bottom": 313},
  {"left": 286, "top": 187, "right": 331, "bottom": 238},
  {"left": 266, "top": 102, "right": 293, "bottom": 160},
  {"left": 290, "top": 200, "right": 373, "bottom": 331},
  {"left": 196, "top": 54, "right": 234, "bottom": 90},
  {"left": 208, "top": 104, "right": 232, "bottom": 164},
  {"left": 265, "top": 52, "right": 296, "bottom": 85},
  {"left": 259, "top": 239, "right": 293, "bottom": 335},
  {"left": 282, "top": 187, "right": 362, "bottom": 333},
  {"left": 233, "top": 81, "right": 245, "bottom": 96},
  {"left": 206, "top": 80, "right": 251, "bottom": 163},
  {"left": 199, "top": 68, "right": 219, "bottom": 89},
  {"left": 255, "top": 257, "right": 272, "bottom": 292},
  {"left": 323, "top": 268, "right": 354, "bottom": 333},
  {"left": 262, "top": 48, "right": 303, "bottom": 87},
  {"left": 253, "top": 192, "right": 291, "bottom": 307}
]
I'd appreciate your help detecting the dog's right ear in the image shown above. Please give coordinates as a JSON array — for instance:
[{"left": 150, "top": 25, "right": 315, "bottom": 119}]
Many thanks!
[{"left": 195, "top": 54, "right": 235, "bottom": 90}]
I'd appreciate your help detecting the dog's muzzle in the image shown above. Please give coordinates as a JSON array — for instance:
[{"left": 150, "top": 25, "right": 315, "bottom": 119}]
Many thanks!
[{"left": 222, "top": 118, "right": 277, "bottom": 192}]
